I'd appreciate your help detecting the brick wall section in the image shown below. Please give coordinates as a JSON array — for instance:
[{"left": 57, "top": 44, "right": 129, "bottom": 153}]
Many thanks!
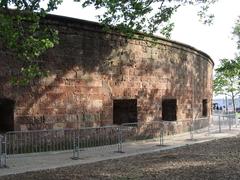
[{"left": 0, "top": 15, "right": 214, "bottom": 132}]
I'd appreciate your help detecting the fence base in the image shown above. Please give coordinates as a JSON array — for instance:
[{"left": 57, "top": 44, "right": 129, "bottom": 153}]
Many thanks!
[
  {"left": 0, "top": 154, "right": 7, "bottom": 168},
  {"left": 72, "top": 147, "right": 81, "bottom": 160},
  {"left": 71, "top": 157, "right": 80, "bottom": 160},
  {"left": 185, "top": 138, "right": 198, "bottom": 141},
  {"left": 156, "top": 144, "right": 168, "bottom": 147},
  {"left": 114, "top": 150, "right": 125, "bottom": 153}
]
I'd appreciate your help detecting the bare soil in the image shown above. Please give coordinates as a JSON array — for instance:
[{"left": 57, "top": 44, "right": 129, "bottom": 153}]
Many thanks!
[{"left": 1, "top": 136, "right": 240, "bottom": 180}]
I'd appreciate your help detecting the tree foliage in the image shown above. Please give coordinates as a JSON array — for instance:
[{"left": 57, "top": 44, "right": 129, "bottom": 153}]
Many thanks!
[
  {"left": 213, "top": 16, "right": 240, "bottom": 112},
  {"left": 77, "top": 0, "right": 217, "bottom": 38},
  {"left": 0, "top": 0, "right": 62, "bottom": 85},
  {"left": 233, "top": 16, "right": 240, "bottom": 50},
  {"left": 214, "top": 58, "right": 240, "bottom": 112},
  {"left": 0, "top": 0, "right": 217, "bottom": 85}
]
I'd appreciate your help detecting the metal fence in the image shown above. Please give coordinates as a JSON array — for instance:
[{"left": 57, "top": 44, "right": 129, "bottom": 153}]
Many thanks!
[
  {"left": 1, "top": 120, "right": 210, "bottom": 156},
  {"left": 1, "top": 115, "right": 239, "bottom": 167},
  {"left": 188, "top": 113, "right": 239, "bottom": 138},
  {"left": 187, "top": 117, "right": 210, "bottom": 140},
  {"left": 5, "top": 126, "right": 119, "bottom": 155},
  {"left": 212, "top": 113, "right": 239, "bottom": 133},
  {"left": 1, "top": 122, "right": 168, "bottom": 157},
  {"left": 121, "top": 121, "right": 162, "bottom": 141},
  {"left": 119, "top": 121, "right": 164, "bottom": 152}
]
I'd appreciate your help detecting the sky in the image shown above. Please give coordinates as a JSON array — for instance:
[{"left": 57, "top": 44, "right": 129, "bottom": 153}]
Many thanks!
[{"left": 51, "top": 0, "right": 240, "bottom": 68}]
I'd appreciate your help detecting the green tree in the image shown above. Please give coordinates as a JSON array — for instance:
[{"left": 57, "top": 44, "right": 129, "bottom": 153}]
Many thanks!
[
  {"left": 214, "top": 58, "right": 240, "bottom": 112},
  {"left": 233, "top": 16, "right": 240, "bottom": 50},
  {"left": 0, "top": 0, "right": 62, "bottom": 85},
  {"left": 0, "top": 0, "right": 217, "bottom": 84},
  {"left": 78, "top": 0, "right": 217, "bottom": 38}
]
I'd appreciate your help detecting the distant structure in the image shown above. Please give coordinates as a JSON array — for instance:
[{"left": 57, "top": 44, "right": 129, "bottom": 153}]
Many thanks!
[
  {"left": 0, "top": 14, "right": 214, "bottom": 132},
  {"left": 213, "top": 97, "right": 240, "bottom": 112}
]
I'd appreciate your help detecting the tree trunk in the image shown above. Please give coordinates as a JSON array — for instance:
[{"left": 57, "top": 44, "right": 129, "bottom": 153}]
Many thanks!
[{"left": 232, "top": 95, "right": 236, "bottom": 113}]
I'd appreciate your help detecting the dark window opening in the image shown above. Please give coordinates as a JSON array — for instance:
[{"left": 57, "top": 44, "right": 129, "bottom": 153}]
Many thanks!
[
  {"left": 113, "top": 99, "right": 137, "bottom": 125},
  {"left": 162, "top": 99, "right": 177, "bottom": 121},
  {"left": 0, "top": 98, "right": 15, "bottom": 132},
  {"left": 202, "top": 99, "right": 208, "bottom": 117}
]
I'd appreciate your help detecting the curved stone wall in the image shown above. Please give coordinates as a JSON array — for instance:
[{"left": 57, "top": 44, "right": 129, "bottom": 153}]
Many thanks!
[{"left": 0, "top": 14, "right": 213, "bottom": 132}]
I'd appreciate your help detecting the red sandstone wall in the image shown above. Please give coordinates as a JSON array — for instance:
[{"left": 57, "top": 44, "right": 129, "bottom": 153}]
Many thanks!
[{"left": 0, "top": 15, "right": 213, "bottom": 132}]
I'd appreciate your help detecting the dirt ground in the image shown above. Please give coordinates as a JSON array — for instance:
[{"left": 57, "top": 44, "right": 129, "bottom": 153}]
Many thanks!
[{"left": 1, "top": 136, "right": 240, "bottom": 180}]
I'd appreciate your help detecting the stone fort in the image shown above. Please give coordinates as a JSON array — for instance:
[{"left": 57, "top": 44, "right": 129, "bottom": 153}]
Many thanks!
[{"left": 0, "top": 14, "right": 213, "bottom": 132}]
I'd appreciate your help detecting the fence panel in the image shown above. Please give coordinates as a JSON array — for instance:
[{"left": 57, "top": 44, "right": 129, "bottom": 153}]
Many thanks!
[
  {"left": 73, "top": 126, "right": 119, "bottom": 152},
  {"left": 5, "top": 116, "right": 238, "bottom": 156},
  {"left": 212, "top": 113, "right": 238, "bottom": 133},
  {"left": 5, "top": 126, "right": 119, "bottom": 155},
  {"left": 121, "top": 121, "right": 165, "bottom": 145}
]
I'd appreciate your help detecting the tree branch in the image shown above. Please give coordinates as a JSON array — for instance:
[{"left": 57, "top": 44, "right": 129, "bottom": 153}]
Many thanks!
[
  {"left": 29, "top": 0, "right": 39, "bottom": 11},
  {"left": 22, "top": 0, "right": 30, "bottom": 10},
  {"left": 159, "top": 0, "right": 166, "bottom": 10}
]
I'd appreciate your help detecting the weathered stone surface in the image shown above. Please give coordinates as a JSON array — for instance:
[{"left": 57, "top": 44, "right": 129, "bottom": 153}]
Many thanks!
[{"left": 0, "top": 14, "right": 213, "bottom": 132}]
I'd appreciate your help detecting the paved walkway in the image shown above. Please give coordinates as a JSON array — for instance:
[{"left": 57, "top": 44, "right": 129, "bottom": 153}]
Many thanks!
[{"left": 0, "top": 125, "right": 239, "bottom": 177}]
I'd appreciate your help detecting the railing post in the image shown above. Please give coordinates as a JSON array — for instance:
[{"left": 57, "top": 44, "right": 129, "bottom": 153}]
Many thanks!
[
  {"left": 189, "top": 122, "right": 194, "bottom": 140},
  {"left": 207, "top": 116, "right": 211, "bottom": 135},
  {"left": 159, "top": 126, "right": 164, "bottom": 146},
  {"left": 235, "top": 113, "right": 238, "bottom": 128},
  {"left": 0, "top": 135, "right": 2, "bottom": 167},
  {"left": 116, "top": 126, "right": 124, "bottom": 153},
  {"left": 228, "top": 114, "right": 232, "bottom": 131},
  {"left": 0, "top": 135, "right": 7, "bottom": 168},
  {"left": 72, "top": 133, "right": 80, "bottom": 160},
  {"left": 218, "top": 115, "right": 222, "bottom": 133}
]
